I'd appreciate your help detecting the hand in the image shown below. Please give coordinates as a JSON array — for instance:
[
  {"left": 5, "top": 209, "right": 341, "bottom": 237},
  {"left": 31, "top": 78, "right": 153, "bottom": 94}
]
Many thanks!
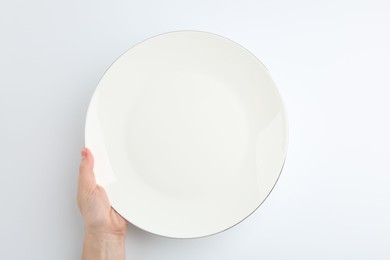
[{"left": 78, "top": 148, "right": 127, "bottom": 260}]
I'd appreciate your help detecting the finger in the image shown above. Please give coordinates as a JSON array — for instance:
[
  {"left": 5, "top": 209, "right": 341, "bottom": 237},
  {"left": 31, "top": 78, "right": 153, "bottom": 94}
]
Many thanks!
[{"left": 78, "top": 147, "right": 96, "bottom": 191}]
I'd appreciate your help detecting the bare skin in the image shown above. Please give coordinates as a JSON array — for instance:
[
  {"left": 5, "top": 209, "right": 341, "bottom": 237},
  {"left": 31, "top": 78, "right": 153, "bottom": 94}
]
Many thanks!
[{"left": 78, "top": 148, "right": 128, "bottom": 260}]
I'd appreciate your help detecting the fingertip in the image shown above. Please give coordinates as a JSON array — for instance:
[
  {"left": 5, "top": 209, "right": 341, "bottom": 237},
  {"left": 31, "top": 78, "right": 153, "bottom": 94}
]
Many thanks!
[
  {"left": 79, "top": 147, "right": 96, "bottom": 187},
  {"left": 80, "top": 147, "right": 94, "bottom": 171},
  {"left": 85, "top": 147, "right": 94, "bottom": 166},
  {"left": 81, "top": 148, "right": 88, "bottom": 159}
]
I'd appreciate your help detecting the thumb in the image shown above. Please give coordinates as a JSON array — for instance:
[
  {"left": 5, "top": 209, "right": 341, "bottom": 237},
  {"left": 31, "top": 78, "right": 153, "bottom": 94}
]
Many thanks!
[{"left": 78, "top": 147, "right": 96, "bottom": 191}]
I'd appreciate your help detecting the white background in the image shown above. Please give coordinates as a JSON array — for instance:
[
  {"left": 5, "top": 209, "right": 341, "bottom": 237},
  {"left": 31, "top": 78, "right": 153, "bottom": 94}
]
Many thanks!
[{"left": 0, "top": 0, "right": 389, "bottom": 259}]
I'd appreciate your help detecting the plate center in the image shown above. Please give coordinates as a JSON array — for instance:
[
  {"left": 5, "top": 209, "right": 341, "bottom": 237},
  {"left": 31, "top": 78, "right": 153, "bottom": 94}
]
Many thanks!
[{"left": 125, "top": 71, "right": 250, "bottom": 197}]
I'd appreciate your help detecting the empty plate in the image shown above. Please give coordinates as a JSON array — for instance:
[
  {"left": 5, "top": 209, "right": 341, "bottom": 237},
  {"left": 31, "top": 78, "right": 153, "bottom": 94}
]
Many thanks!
[{"left": 85, "top": 31, "right": 288, "bottom": 238}]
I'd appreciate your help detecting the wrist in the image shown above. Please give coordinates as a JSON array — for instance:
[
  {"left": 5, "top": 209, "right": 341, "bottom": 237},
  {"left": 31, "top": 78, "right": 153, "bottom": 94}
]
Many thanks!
[
  {"left": 82, "top": 231, "right": 126, "bottom": 260},
  {"left": 85, "top": 228, "right": 126, "bottom": 241}
]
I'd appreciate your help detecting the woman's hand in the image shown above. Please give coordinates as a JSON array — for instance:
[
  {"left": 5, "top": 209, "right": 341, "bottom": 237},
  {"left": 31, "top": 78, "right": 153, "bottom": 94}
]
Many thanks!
[{"left": 78, "top": 148, "right": 127, "bottom": 260}]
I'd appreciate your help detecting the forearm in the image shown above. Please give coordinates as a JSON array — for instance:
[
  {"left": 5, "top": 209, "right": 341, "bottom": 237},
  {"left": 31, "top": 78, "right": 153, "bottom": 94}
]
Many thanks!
[{"left": 82, "top": 232, "right": 126, "bottom": 260}]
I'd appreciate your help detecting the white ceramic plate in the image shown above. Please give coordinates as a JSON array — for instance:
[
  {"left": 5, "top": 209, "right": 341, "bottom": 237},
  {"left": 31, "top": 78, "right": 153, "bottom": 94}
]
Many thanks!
[{"left": 85, "top": 31, "right": 288, "bottom": 238}]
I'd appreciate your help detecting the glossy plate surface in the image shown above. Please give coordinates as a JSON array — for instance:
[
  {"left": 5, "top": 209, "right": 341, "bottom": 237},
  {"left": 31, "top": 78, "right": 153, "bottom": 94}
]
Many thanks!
[{"left": 85, "top": 31, "right": 288, "bottom": 238}]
